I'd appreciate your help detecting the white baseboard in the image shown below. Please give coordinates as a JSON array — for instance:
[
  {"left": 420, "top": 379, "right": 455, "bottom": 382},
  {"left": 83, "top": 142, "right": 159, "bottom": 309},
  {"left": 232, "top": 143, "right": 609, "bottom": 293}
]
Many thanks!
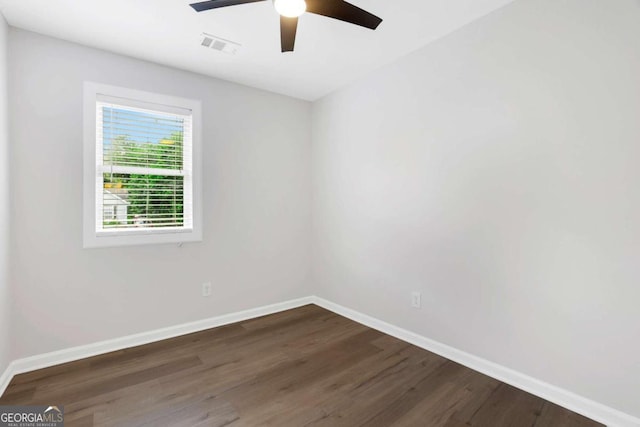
[
  {"left": 0, "top": 296, "right": 314, "bottom": 397},
  {"left": 1, "top": 295, "right": 637, "bottom": 427},
  {"left": 310, "top": 296, "right": 639, "bottom": 427},
  {"left": 0, "top": 361, "right": 12, "bottom": 399}
]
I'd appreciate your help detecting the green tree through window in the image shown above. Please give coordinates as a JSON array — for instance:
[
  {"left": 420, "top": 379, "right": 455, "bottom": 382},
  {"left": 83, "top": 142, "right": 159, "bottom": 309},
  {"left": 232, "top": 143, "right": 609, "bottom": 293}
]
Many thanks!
[{"left": 102, "top": 120, "right": 186, "bottom": 229}]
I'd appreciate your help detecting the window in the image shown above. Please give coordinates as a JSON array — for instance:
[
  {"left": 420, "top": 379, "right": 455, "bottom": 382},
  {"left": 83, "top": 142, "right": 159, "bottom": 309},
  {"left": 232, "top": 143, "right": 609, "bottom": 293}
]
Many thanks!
[{"left": 84, "top": 83, "right": 202, "bottom": 247}]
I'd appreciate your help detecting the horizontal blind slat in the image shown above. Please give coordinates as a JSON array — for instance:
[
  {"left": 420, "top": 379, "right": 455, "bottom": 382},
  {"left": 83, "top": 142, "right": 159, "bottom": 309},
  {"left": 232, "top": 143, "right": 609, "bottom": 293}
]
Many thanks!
[{"left": 97, "top": 100, "right": 193, "bottom": 233}]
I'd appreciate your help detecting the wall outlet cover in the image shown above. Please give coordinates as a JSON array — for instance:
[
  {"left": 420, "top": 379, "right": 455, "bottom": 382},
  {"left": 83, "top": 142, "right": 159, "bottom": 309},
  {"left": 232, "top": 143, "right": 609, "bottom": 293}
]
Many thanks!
[
  {"left": 411, "top": 291, "right": 421, "bottom": 308},
  {"left": 202, "top": 282, "right": 212, "bottom": 297}
]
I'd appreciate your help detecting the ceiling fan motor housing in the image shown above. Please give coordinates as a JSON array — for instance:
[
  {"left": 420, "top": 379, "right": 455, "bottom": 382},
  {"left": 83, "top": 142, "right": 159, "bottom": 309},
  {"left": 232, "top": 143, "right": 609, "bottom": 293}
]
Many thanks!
[{"left": 190, "top": 0, "right": 383, "bottom": 52}]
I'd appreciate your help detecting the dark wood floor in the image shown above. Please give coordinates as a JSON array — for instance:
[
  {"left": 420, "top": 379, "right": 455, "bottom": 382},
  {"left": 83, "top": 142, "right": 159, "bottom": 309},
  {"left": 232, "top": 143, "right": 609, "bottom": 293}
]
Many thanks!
[{"left": 1, "top": 305, "right": 601, "bottom": 426}]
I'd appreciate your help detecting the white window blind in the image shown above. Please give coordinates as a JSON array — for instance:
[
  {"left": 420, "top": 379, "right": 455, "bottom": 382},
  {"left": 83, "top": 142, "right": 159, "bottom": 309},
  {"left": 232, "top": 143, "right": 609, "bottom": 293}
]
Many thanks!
[{"left": 95, "top": 95, "right": 193, "bottom": 235}]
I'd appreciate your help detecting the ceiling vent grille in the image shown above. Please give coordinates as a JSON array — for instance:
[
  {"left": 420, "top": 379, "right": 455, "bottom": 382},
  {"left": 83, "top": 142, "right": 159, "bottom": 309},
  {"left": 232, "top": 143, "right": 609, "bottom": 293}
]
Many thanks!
[{"left": 199, "top": 33, "right": 240, "bottom": 55}]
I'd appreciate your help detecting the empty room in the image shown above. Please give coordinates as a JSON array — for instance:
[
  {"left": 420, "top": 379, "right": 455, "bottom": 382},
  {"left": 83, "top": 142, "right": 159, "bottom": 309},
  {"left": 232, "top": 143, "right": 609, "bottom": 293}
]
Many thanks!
[{"left": 0, "top": 0, "right": 638, "bottom": 425}]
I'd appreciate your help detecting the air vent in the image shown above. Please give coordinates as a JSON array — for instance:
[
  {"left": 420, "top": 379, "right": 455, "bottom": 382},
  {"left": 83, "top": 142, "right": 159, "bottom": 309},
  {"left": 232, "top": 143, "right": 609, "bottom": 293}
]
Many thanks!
[
  {"left": 199, "top": 33, "right": 240, "bottom": 55},
  {"left": 212, "top": 40, "right": 226, "bottom": 51}
]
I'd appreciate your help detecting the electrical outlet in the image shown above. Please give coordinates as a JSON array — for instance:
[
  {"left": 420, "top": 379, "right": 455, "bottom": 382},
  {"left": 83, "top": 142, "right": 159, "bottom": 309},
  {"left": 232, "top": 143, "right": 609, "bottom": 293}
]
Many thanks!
[
  {"left": 202, "top": 282, "right": 212, "bottom": 297},
  {"left": 411, "top": 291, "right": 421, "bottom": 308}
]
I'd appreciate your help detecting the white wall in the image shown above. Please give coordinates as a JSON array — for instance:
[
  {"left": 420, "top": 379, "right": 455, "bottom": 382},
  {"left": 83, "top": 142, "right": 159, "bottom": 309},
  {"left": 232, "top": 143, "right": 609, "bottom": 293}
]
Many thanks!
[
  {"left": 4, "top": 0, "right": 640, "bottom": 420},
  {"left": 312, "top": 0, "right": 640, "bottom": 419},
  {"left": 0, "top": 12, "right": 11, "bottom": 376},
  {"left": 9, "top": 29, "right": 312, "bottom": 359}
]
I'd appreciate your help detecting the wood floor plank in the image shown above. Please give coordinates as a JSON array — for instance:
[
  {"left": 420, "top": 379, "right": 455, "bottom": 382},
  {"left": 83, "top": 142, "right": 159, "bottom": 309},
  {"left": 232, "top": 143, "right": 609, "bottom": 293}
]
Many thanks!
[
  {"left": 305, "top": 349, "right": 449, "bottom": 427},
  {"left": 466, "top": 383, "right": 545, "bottom": 427},
  {"left": 389, "top": 366, "right": 500, "bottom": 426},
  {"left": 359, "top": 361, "right": 471, "bottom": 426},
  {"left": 534, "top": 402, "right": 602, "bottom": 427},
  {"left": 247, "top": 339, "right": 418, "bottom": 426},
  {"left": 0, "top": 305, "right": 602, "bottom": 427}
]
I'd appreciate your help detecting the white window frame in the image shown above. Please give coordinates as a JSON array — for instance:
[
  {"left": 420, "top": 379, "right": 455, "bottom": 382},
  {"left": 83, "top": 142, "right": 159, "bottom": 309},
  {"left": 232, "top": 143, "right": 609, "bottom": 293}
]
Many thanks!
[{"left": 83, "top": 82, "right": 202, "bottom": 248}]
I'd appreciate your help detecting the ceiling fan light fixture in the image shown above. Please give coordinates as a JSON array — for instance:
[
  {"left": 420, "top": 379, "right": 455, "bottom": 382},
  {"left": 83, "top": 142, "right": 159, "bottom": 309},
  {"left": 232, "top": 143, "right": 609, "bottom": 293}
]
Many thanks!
[
  {"left": 273, "top": 0, "right": 306, "bottom": 18},
  {"left": 190, "top": 0, "right": 383, "bottom": 53}
]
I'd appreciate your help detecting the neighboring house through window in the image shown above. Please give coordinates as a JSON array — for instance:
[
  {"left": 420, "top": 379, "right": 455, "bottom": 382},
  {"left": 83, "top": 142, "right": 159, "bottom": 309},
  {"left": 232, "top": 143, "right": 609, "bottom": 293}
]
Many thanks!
[
  {"left": 83, "top": 82, "right": 202, "bottom": 248},
  {"left": 103, "top": 189, "right": 128, "bottom": 223}
]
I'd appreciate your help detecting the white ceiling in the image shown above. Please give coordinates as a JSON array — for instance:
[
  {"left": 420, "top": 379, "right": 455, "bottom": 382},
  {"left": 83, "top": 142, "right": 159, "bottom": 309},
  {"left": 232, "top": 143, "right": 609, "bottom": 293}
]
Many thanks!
[{"left": 0, "top": 0, "right": 516, "bottom": 100}]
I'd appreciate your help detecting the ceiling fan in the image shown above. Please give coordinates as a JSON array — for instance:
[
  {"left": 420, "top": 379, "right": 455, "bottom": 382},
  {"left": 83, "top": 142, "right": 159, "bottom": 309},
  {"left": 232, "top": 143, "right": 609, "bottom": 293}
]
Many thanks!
[{"left": 189, "top": 0, "right": 383, "bottom": 52}]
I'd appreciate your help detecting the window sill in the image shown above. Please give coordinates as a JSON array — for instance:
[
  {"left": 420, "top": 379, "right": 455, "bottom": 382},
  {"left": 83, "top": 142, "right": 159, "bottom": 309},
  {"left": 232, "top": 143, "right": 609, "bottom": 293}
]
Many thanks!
[{"left": 83, "top": 228, "right": 202, "bottom": 249}]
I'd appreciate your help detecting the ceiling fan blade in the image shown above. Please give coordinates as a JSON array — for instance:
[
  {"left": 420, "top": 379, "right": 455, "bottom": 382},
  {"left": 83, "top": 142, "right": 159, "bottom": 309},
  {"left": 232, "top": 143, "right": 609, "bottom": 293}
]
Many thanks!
[
  {"left": 190, "top": 0, "right": 267, "bottom": 12},
  {"left": 305, "top": 0, "right": 382, "bottom": 30},
  {"left": 280, "top": 16, "right": 298, "bottom": 52}
]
